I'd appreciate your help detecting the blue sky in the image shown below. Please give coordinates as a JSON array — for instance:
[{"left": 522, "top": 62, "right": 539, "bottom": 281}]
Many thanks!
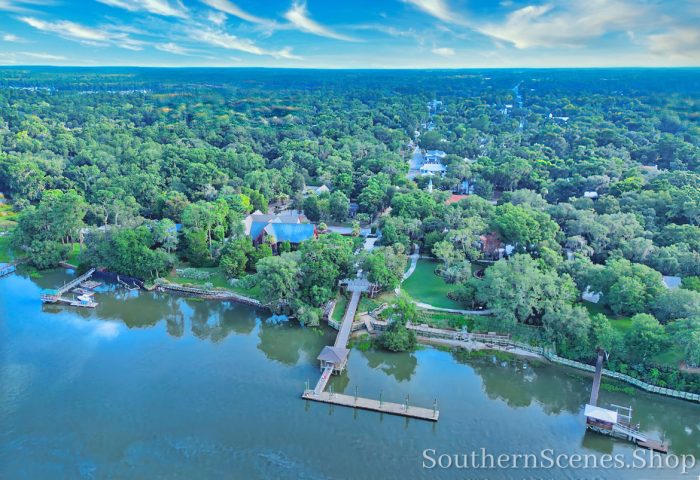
[{"left": 0, "top": 0, "right": 698, "bottom": 67}]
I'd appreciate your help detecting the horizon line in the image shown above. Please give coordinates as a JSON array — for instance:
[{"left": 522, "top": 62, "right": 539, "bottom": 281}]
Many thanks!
[{"left": 1, "top": 65, "right": 700, "bottom": 70}]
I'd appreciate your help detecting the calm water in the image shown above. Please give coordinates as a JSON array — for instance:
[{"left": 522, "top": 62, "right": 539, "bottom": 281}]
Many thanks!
[{"left": 1, "top": 269, "right": 699, "bottom": 479}]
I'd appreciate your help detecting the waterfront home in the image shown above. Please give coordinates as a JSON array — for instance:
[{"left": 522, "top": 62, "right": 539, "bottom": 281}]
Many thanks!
[{"left": 243, "top": 211, "right": 317, "bottom": 249}]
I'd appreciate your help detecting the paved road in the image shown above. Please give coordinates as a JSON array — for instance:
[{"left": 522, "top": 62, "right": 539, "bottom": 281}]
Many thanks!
[
  {"left": 402, "top": 244, "right": 420, "bottom": 281},
  {"left": 407, "top": 147, "right": 423, "bottom": 179}
]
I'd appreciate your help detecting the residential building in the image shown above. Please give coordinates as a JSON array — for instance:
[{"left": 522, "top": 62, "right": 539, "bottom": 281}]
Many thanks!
[
  {"left": 243, "top": 211, "right": 317, "bottom": 249},
  {"left": 419, "top": 163, "right": 447, "bottom": 176}
]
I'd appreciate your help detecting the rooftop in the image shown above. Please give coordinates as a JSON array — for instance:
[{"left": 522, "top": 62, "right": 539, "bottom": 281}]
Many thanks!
[
  {"left": 584, "top": 404, "right": 618, "bottom": 424},
  {"left": 317, "top": 345, "right": 349, "bottom": 364}
]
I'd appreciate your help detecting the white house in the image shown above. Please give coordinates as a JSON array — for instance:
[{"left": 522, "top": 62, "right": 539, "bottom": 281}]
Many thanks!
[
  {"left": 419, "top": 163, "right": 447, "bottom": 176},
  {"left": 424, "top": 150, "right": 447, "bottom": 163}
]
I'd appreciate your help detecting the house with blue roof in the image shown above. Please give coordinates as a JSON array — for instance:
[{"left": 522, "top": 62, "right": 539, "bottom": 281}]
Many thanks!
[{"left": 243, "top": 211, "right": 317, "bottom": 250}]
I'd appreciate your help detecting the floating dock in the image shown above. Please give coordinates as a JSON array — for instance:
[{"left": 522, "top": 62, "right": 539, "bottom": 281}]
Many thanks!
[
  {"left": 585, "top": 349, "right": 668, "bottom": 453},
  {"left": 0, "top": 263, "right": 15, "bottom": 278},
  {"left": 302, "top": 390, "right": 439, "bottom": 421},
  {"left": 41, "top": 268, "right": 98, "bottom": 308}
]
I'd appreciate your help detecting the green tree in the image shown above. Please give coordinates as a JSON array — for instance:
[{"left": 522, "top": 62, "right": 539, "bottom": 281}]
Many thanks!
[
  {"left": 379, "top": 296, "right": 417, "bottom": 352},
  {"left": 475, "top": 254, "right": 577, "bottom": 331},
  {"left": 328, "top": 190, "right": 350, "bottom": 222},
  {"left": 219, "top": 237, "right": 254, "bottom": 278},
  {"left": 624, "top": 314, "right": 667, "bottom": 362},
  {"left": 363, "top": 245, "right": 407, "bottom": 291},
  {"left": 255, "top": 253, "right": 301, "bottom": 310}
]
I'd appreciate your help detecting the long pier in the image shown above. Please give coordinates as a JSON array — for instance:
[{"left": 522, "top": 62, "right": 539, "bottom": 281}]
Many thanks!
[
  {"left": 302, "top": 390, "right": 439, "bottom": 421},
  {"left": 303, "top": 276, "right": 439, "bottom": 422}
]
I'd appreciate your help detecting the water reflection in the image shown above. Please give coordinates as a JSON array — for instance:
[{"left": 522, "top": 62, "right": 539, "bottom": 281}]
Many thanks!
[
  {"left": 360, "top": 349, "right": 418, "bottom": 382},
  {"left": 256, "top": 322, "right": 329, "bottom": 366},
  {"left": 3, "top": 267, "right": 699, "bottom": 473},
  {"left": 457, "top": 353, "right": 583, "bottom": 414}
]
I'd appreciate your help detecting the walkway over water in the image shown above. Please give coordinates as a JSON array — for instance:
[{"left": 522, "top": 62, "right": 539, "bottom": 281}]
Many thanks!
[
  {"left": 41, "top": 268, "right": 97, "bottom": 307},
  {"left": 304, "top": 275, "right": 439, "bottom": 422},
  {"left": 334, "top": 287, "right": 363, "bottom": 348},
  {"left": 302, "top": 390, "right": 439, "bottom": 422}
]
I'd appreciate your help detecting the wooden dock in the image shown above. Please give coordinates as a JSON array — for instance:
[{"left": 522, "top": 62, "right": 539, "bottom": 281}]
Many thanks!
[
  {"left": 302, "top": 390, "right": 439, "bottom": 422},
  {"left": 41, "top": 268, "right": 97, "bottom": 307},
  {"left": 306, "top": 273, "right": 439, "bottom": 422},
  {"left": 0, "top": 263, "right": 15, "bottom": 278}
]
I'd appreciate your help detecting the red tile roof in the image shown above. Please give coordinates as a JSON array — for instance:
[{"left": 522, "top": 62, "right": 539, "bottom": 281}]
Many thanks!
[{"left": 445, "top": 194, "right": 470, "bottom": 205}]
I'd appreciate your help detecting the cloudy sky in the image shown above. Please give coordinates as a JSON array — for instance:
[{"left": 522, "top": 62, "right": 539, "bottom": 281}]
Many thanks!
[{"left": 0, "top": 0, "right": 698, "bottom": 67}]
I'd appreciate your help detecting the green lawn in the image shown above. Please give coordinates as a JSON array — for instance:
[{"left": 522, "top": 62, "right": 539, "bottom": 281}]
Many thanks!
[
  {"left": 402, "top": 259, "right": 463, "bottom": 309},
  {"left": 652, "top": 346, "right": 684, "bottom": 368},
  {"left": 164, "top": 265, "right": 262, "bottom": 300},
  {"left": 417, "top": 310, "right": 473, "bottom": 330},
  {"left": 332, "top": 295, "right": 349, "bottom": 322},
  {"left": 581, "top": 301, "right": 631, "bottom": 333}
]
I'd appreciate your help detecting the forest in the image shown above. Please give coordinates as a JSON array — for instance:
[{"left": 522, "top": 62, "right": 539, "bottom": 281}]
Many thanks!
[{"left": 1, "top": 67, "right": 699, "bottom": 392}]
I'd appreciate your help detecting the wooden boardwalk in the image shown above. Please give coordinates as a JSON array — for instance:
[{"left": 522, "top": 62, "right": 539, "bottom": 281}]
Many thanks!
[
  {"left": 41, "top": 268, "right": 96, "bottom": 305},
  {"left": 335, "top": 289, "right": 362, "bottom": 348},
  {"left": 302, "top": 390, "right": 439, "bottom": 422},
  {"left": 306, "top": 274, "right": 439, "bottom": 422}
]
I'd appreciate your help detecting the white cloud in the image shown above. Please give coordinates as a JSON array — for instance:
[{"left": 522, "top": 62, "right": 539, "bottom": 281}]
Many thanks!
[
  {"left": 96, "top": 0, "right": 188, "bottom": 19},
  {"left": 402, "top": 0, "right": 466, "bottom": 24},
  {"left": 432, "top": 47, "right": 455, "bottom": 56},
  {"left": 477, "top": 0, "right": 648, "bottom": 49},
  {"left": 192, "top": 28, "right": 301, "bottom": 59},
  {"left": 284, "top": 1, "right": 358, "bottom": 42},
  {"left": 19, "top": 51, "right": 66, "bottom": 60},
  {"left": 201, "top": 0, "right": 273, "bottom": 25},
  {"left": 647, "top": 28, "right": 700, "bottom": 63},
  {"left": 0, "top": 50, "right": 67, "bottom": 64},
  {"left": 3, "top": 33, "right": 24, "bottom": 42},
  {"left": 155, "top": 42, "right": 193, "bottom": 55},
  {"left": 19, "top": 16, "right": 145, "bottom": 50},
  {"left": 207, "top": 10, "right": 226, "bottom": 26},
  {"left": 0, "top": 0, "right": 54, "bottom": 13}
]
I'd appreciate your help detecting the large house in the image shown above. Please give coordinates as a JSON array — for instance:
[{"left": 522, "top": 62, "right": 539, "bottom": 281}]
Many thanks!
[
  {"left": 243, "top": 211, "right": 317, "bottom": 249},
  {"left": 419, "top": 162, "right": 447, "bottom": 176},
  {"left": 424, "top": 149, "right": 447, "bottom": 163}
]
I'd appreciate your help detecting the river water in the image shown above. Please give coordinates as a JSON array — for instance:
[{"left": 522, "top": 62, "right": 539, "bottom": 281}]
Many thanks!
[{"left": 1, "top": 270, "right": 699, "bottom": 479}]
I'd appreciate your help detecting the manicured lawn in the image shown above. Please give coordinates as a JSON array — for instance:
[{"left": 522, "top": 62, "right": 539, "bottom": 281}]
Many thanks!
[
  {"left": 401, "top": 259, "right": 463, "bottom": 309},
  {"left": 165, "top": 266, "right": 230, "bottom": 289},
  {"left": 417, "top": 310, "right": 473, "bottom": 330},
  {"left": 230, "top": 282, "right": 262, "bottom": 300},
  {"left": 581, "top": 301, "right": 631, "bottom": 333},
  {"left": 333, "top": 292, "right": 395, "bottom": 321},
  {"left": 332, "top": 295, "right": 349, "bottom": 322},
  {"left": 653, "top": 346, "right": 684, "bottom": 368},
  {"left": 164, "top": 265, "right": 262, "bottom": 300}
]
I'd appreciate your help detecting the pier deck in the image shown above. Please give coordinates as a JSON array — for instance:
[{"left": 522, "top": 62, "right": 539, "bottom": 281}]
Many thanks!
[
  {"left": 306, "top": 274, "right": 439, "bottom": 422},
  {"left": 302, "top": 390, "right": 439, "bottom": 421}
]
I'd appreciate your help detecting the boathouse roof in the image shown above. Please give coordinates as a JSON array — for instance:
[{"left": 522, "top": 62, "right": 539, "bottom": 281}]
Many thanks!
[
  {"left": 317, "top": 345, "right": 349, "bottom": 364},
  {"left": 584, "top": 404, "right": 618, "bottom": 424}
]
